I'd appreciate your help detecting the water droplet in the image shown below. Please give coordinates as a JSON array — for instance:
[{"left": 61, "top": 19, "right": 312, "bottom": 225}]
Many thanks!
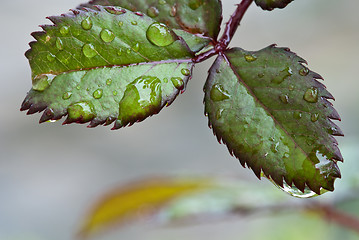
[
  {"left": 299, "top": 67, "right": 309, "bottom": 76},
  {"left": 181, "top": 68, "right": 190, "bottom": 76},
  {"left": 258, "top": 73, "right": 264, "bottom": 78},
  {"left": 47, "top": 53, "right": 56, "bottom": 62},
  {"left": 311, "top": 113, "right": 319, "bottom": 122},
  {"left": 32, "top": 74, "right": 55, "bottom": 91},
  {"left": 106, "top": 79, "right": 112, "bottom": 86},
  {"left": 93, "top": 89, "right": 103, "bottom": 99},
  {"left": 81, "top": 17, "right": 93, "bottom": 30},
  {"left": 113, "top": 90, "right": 118, "bottom": 96},
  {"left": 289, "top": 85, "right": 295, "bottom": 91},
  {"left": 188, "top": 0, "right": 204, "bottom": 10},
  {"left": 170, "top": 5, "right": 177, "bottom": 17},
  {"left": 76, "top": 85, "right": 81, "bottom": 90},
  {"left": 279, "top": 95, "right": 289, "bottom": 104},
  {"left": 146, "top": 22, "right": 176, "bottom": 47},
  {"left": 163, "top": 78, "right": 168, "bottom": 83},
  {"left": 118, "top": 21, "right": 124, "bottom": 27},
  {"left": 303, "top": 87, "right": 319, "bottom": 103},
  {"left": 216, "top": 109, "right": 224, "bottom": 120},
  {"left": 147, "top": 7, "right": 159, "bottom": 18},
  {"left": 171, "top": 77, "right": 184, "bottom": 90},
  {"left": 272, "top": 67, "right": 292, "bottom": 84},
  {"left": 82, "top": 44, "right": 97, "bottom": 58},
  {"left": 62, "top": 91, "right": 72, "bottom": 100},
  {"left": 117, "top": 76, "right": 162, "bottom": 127},
  {"left": 271, "top": 142, "right": 280, "bottom": 153},
  {"left": 105, "top": 6, "right": 126, "bottom": 15},
  {"left": 131, "top": 21, "right": 138, "bottom": 25},
  {"left": 60, "top": 26, "right": 69, "bottom": 35},
  {"left": 45, "top": 35, "right": 51, "bottom": 43},
  {"left": 244, "top": 54, "right": 257, "bottom": 62},
  {"left": 67, "top": 101, "right": 96, "bottom": 123},
  {"left": 71, "top": 27, "right": 81, "bottom": 37},
  {"left": 133, "top": 43, "right": 140, "bottom": 52},
  {"left": 284, "top": 153, "right": 290, "bottom": 158},
  {"left": 56, "top": 38, "right": 64, "bottom": 50},
  {"left": 100, "top": 29, "right": 115, "bottom": 43},
  {"left": 159, "top": 0, "right": 166, "bottom": 4},
  {"left": 269, "top": 178, "right": 320, "bottom": 198},
  {"left": 117, "top": 49, "right": 123, "bottom": 56},
  {"left": 210, "top": 84, "right": 231, "bottom": 102},
  {"left": 126, "top": 48, "right": 131, "bottom": 54},
  {"left": 293, "top": 111, "right": 302, "bottom": 119}
]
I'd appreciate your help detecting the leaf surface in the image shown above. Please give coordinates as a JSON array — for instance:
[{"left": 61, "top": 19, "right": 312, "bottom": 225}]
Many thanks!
[
  {"left": 78, "top": 0, "right": 223, "bottom": 51},
  {"left": 79, "top": 178, "right": 209, "bottom": 237},
  {"left": 255, "top": 0, "right": 294, "bottom": 10},
  {"left": 204, "top": 46, "right": 343, "bottom": 194},
  {"left": 21, "top": 6, "right": 194, "bottom": 129}
]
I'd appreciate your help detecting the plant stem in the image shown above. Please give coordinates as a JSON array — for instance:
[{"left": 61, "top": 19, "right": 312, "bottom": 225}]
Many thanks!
[{"left": 194, "top": 0, "right": 254, "bottom": 63}]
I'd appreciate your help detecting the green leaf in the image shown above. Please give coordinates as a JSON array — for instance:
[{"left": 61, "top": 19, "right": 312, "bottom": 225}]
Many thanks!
[
  {"left": 204, "top": 45, "right": 343, "bottom": 195},
  {"left": 21, "top": 6, "right": 194, "bottom": 129},
  {"left": 78, "top": 0, "right": 223, "bottom": 52},
  {"left": 255, "top": 0, "right": 294, "bottom": 11}
]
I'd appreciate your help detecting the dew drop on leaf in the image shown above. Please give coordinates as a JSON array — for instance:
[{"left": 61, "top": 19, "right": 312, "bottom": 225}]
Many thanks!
[
  {"left": 133, "top": 43, "right": 140, "bottom": 52},
  {"left": 279, "top": 95, "right": 289, "bottom": 104},
  {"left": 303, "top": 87, "right": 319, "bottom": 103},
  {"left": 67, "top": 101, "right": 96, "bottom": 123},
  {"left": 62, "top": 91, "right": 72, "bottom": 100},
  {"left": 159, "top": 0, "right": 166, "bottom": 5},
  {"left": 171, "top": 77, "right": 184, "bottom": 90},
  {"left": 146, "top": 22, "right": 176, "bottom": 47},
  {"left": 269, "top": 179, "right": 321, "bottom": 198},
  {"left": 181, "top": 68, "right": 190, "bottom": 76},
  {"left": 131, "top": 21, "right": 138, "bottom": 25},
  {"left": 299, "top": 66, "right": 309, "bottom": 76},
  {"left": 113, "top": 90, "right": 118, "bottom": 96},
  {"left": 118, "top": 21, "right": 124, "bottom": 27},
  {"left": 82, "top": 44, "right": 97, "bottom": 58},
  {"left": 106, "top": 79, "right": 112, "bottom": 86},
  {"left": 81, "top": 17, "right": 93, "bottom": 30},
  {"left": 32, "top": 74, "right": 55, "bottom": 91},
  {"left": 289, "top": 85, "right": 295, "bottom": 91},
  {"left": 60, "top": 26, "right": 69, "bottom": 35},
  {"left": 210, "top": 84, "right": 230, "bottom": 102},
  {"left": 170, "top": 5, "right": 177, "bottom": 17},
  {"left": 216, "top": 109, "right": 224, "bottom": 120},
  {"left": 56, "top": 38, "right": 64, "bottom": 50},
  {"left": 93, "top": 89, "right": 103, "bottom": 99},
  {"left": 100, "top": 29, "right": 115, "bottom": 43},
  {"left": 271, "top": 67, "right": 292, "bottom": 84},
  {"left": 147, "top": 7, "right": 159, "bottom": 18},
  {"left": 47, "top": 53, "right": 56, "bottom": 62},
  {"left": 105, "top": 6, "right": 126, "bottom": 15},
  {"left": 311, "top": 113, "right": 319, "bottom": 122},
  {"left": 244, "top": 54, "right": 257, "bottom": 62},
  {"left": 293, "top": 111, "right": 302, "bottom": 119}
]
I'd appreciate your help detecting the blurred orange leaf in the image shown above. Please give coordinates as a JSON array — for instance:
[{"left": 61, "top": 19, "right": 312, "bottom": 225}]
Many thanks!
[{"left": 78, "top": 177, "right": 211, "bottom": 238}]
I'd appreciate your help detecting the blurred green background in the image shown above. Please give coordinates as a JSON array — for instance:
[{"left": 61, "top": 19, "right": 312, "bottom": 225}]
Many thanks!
[{"left": 0, "top": 0, "right": 358, "bottom": 239}]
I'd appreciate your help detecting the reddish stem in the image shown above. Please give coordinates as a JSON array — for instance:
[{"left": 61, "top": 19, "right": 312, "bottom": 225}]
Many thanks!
[{"left": 194, "top": 0, "right": 254, "bottom": 63}]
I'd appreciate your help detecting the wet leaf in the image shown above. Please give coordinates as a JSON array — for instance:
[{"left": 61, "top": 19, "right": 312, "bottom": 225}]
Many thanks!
[
  {"left": 255, "top": 0, "right": 294, "bottom": 11},
  {"left": 78, "top": 0, "right": 223, "bottom": 52},
  {"left": 21, "top": 6, "right": 194, "bottom": 129},
  {"left": 204, "top": 45, "right": 343, "bottom": 195},
  {"left": 78, "top": 178, "right": 210, "bottom": 237}
]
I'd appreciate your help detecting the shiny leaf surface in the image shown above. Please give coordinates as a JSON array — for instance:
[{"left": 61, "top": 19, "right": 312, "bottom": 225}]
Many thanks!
[
  {"left": 204, "top": 46, "right": 343, "bottom": 195},
  {"left": 21, "top": 6, "right": 194, "bottom": 129}
]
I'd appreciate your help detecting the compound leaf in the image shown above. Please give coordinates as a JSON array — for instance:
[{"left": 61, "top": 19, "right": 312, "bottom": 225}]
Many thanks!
[
  {"left": 204, "top": 46, "right": 343, "bottom": 194},
  {"left": 79, "top": 0, "right": 223, "bottom": 52},
  {"left": 255, "top": 0, "right": 294, "bottom": 11},
  {"left": 21, "top": 6, "right": 194, "bottom": 129}
]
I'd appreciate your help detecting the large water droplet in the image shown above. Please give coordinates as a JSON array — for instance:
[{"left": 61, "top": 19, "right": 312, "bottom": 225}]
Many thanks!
[
  {"left": 272, "top": 67, "right": 292, "bottom": 84},
  {"left": 62, "top": 91, "right": 72, "bottom": 100},
  {"left": 188, "top": 0, "right": 204, "bottom": 10},
  {"left": 67, "top": 101, "right": 96, "bottom": 123},
  {"left": 60, "top": 26, "right": 69, "bottom": 35},
  {"left": 32, "top": 74, "right": 56, "bottom": 91},
  {"left": 171, "top": 77, "right": 184, "bottom": 90},
  {"left": 270, "top": 179, "right": 321, "bottom": 198},
  {"left": 146, "top": 22, "right": 176, "bottom": 47},
  {"left": 244, "top": 54, "right": 257, "bottom": 62},
  {"left": 303, "top": 87, "right": 319, "bottom": 103},
  {"left": 100, "top": 29, "right": 115, "bottom": 43},
  {"left": 181, "top": 68, "right": 190, "bottom": 76},
  {"left": 56, "top": 38, "right": 64, "bottom": 50},
  {"left": 147, "top": 7, "right": 159, "bottom": 18},
  {"left": 117, "top": 76, "right": 162, "bottom": 127},
  {"left": 81, "top": 17, "right": 93, "bottom": 30},
  {"left": 93, "top": 89, "right": 103, "bottom": 99},
  {"left": 105, "top": 6, "right": 126, "bottom": 15},
  {"left": 210, "top": 84, "right": 230, "bottom": 102},
  {"left": 82, "top": 44, "right": 97, "bottom": 58}
]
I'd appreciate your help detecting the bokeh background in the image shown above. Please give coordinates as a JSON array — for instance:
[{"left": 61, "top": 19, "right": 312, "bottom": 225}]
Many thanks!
[{"left": 0, "top": 0, "right": 358, "bottom": 239}]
